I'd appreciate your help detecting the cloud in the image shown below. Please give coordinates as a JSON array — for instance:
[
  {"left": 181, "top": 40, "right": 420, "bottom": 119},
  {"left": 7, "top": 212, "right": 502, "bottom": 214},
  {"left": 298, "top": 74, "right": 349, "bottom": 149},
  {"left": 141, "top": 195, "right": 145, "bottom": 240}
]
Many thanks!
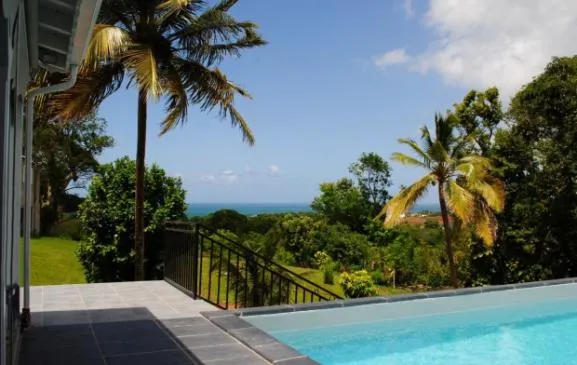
[
  {"left": 244, "top": 165, "right": 253, "bottom": 175},
  {"left": 374, "top": 49, "right": 410, "bottom": 68},
  {"left": 402, "top": 0, "right": 415, "bottom": 18},
  {"left": 266, "top": 164, "right": 281, "bottom": 177},
  {"left": 201, "top": 174, "right": 216, "bottom": 182},
  {"left": 383, "top": 0, "right": 577, "bottom": 98}
]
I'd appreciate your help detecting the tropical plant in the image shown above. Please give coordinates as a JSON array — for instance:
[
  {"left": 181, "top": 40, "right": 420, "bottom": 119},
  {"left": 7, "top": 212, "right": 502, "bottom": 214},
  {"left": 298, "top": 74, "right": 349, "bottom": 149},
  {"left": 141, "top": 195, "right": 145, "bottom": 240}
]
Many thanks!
[
  {"left": 50, "top": 0, "right": 266, "bottom": 280},
  {"left": 338, "top": 270, "right": 377, "bottom": 298},
  {"left": 377, "top": 114, "right": 505, "bottom": 287},
  {"left": 78, "top": 157, "right": 186, "bottom": 282}
]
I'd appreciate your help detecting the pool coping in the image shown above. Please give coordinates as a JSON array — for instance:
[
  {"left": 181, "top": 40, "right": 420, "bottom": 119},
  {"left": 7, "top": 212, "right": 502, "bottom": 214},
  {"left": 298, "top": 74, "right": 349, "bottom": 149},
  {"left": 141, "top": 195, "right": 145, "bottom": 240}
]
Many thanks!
[{"left": 200, "top": 277, "right": 577, "bottom": 364}]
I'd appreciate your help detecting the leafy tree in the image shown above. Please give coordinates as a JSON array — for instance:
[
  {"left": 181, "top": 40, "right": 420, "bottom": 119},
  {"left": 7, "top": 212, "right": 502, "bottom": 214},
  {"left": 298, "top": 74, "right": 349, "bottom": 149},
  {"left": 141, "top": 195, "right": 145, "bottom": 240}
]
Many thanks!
[
  {"left": 203, "top": 209, "right": 249, "bottom": 236},
  {"left": 33, "top": 114, "right": 113, "bottom": 232},
  {"left": 480, "top": 56, "right": 577, "bottom": 283},
  {"left": 453, "top": 87, "right": 503, "bottom": 156},
  {"left": 349, "top": 152, "right": 392, "bottom": 215},
  {"left": 311, "top": 178, "right": 371, "bottom": 233},
  {"left": 276, "top": 214, "right": 322, "bottom": 267},
  {"left": 379, "top": 114, "right": 505, "bottom": 287},
  {"left": 78, "top": 157, "right": 186, "bottom": 282},
  {"left": 51, "top": 0, "right": 266, "bottom": 280},
  {"left": 314, "top": 223, "right": 372, "bottom": 268}
]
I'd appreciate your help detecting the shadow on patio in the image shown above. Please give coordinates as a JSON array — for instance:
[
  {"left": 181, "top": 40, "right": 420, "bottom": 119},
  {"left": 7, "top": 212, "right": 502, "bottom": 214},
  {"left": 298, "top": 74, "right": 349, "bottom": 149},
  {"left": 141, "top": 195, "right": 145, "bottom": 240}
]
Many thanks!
[{"left": 18, "top": 281, "right": 269, "bottom": 365}]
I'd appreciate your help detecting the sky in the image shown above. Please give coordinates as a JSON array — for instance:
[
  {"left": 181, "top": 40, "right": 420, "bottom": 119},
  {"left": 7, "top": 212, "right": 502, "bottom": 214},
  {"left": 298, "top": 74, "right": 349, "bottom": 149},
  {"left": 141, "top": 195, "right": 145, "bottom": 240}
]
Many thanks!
[{"left": 96, "top": 0, "right": 577, "bottom": 204}]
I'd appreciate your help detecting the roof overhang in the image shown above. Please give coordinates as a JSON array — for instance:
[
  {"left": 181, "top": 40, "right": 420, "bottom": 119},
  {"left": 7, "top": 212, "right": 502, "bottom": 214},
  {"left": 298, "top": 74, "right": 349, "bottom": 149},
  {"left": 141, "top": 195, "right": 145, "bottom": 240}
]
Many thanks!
[{"left": 25, "top": 0, "right": 101, "bottom": 74}]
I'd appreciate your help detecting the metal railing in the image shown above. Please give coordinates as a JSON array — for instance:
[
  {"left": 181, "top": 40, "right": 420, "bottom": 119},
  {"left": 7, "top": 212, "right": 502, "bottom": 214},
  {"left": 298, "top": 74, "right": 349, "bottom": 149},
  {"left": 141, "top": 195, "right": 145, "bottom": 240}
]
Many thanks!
[{"left": 164, "top": 223, "right": 342, "bottom": 309}]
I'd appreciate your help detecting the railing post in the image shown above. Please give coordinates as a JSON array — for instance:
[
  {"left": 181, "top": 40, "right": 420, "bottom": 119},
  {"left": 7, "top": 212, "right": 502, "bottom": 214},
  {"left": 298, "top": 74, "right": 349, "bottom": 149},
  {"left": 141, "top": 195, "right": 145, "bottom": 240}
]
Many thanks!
[{"left": 191, "top": 223, "right": 200, "bottom": 299}]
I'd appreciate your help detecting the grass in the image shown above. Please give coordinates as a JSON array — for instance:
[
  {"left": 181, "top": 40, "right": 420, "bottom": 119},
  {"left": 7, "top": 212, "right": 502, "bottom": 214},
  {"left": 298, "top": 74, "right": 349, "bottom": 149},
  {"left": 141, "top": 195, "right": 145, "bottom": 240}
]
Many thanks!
[
  {"left": 20, "top": 237, "right": 409, "bottom": 301},
  {"left": 19, "top": 237, "right": 86, "bottom": 285},
  {"left": 286, "top": 266, "right": 411, "bottom": 297}
]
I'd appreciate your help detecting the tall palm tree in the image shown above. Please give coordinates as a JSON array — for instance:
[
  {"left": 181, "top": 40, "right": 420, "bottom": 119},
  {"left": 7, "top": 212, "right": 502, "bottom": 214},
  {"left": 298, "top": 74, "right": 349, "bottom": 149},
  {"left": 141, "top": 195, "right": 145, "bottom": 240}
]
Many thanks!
[
  {"left": 50, "top": 0, "right": 266, "bottom": 280},
  {"left": 377, "top": 114, "right": 505, "bottom": 287}
]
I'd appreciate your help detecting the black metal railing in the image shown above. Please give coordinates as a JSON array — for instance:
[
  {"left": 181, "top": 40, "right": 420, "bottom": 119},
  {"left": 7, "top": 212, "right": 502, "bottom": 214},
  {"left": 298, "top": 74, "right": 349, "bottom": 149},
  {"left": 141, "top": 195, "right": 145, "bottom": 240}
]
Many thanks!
[{"left": 164, "top": 222, "right": 342, "bottom": 309}]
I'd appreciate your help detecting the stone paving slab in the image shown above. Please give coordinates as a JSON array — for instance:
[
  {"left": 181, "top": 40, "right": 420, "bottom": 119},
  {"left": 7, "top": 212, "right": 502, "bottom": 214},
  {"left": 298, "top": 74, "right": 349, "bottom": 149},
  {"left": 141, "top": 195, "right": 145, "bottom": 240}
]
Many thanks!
[{"left": 18, "top": 281, "right": 271, "bottom": 365}]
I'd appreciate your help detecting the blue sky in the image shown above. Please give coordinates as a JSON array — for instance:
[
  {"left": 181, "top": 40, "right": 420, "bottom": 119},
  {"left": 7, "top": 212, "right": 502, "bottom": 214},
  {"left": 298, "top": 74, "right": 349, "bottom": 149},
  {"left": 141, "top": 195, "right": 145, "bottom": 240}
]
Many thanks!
[{"left": 96, "top": 0, "right": 576, "bottom": 203}]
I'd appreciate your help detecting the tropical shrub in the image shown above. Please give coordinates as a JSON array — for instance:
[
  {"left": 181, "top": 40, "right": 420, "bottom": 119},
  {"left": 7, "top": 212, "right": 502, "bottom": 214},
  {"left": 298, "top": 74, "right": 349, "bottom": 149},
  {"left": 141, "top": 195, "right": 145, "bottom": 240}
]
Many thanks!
[
  {"left": 77, "top": 157, "right": 186, "bottom": 282},
  {"left": 338, "top": 270, "right": 377, "bottom": 298}
]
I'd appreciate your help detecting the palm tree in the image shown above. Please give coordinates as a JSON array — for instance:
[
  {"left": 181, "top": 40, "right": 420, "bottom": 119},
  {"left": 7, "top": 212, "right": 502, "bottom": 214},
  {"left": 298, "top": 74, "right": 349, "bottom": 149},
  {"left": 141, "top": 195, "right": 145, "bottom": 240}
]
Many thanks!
[
  {"left": 377, "top": 114, "right": 505, "bottom": 287},
  {"left": 50, "top": 0, "right": 266, "bottom": 280}
]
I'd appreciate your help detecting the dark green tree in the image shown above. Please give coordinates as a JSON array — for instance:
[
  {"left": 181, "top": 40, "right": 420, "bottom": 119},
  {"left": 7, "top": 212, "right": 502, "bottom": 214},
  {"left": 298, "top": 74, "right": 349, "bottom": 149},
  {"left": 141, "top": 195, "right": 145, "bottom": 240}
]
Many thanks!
[
  {"left": 477, "top": 56, "right": 577, "bottom": 283},
  {"left": 311, "top": 178, "right": 372, "bottom": 233},
  {"left": 349, "top": 152, "right": 392, "bottom": 216},
  {"left": 78, "top": 157, "right": 186, "bottom": 282}
]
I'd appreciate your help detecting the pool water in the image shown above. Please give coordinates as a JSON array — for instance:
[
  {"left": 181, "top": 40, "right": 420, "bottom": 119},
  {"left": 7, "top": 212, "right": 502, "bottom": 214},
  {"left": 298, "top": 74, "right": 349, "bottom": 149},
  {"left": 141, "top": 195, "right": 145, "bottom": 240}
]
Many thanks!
[{"left": 270, "top": 298, "right": 577, "bottom": 365}]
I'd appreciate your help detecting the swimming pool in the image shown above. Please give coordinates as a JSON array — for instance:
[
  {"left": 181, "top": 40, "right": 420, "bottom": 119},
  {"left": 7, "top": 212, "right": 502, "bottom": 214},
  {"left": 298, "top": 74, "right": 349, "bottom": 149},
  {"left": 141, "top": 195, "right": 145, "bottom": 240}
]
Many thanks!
[{"left": 239, "top": 280, "right": 577, "bottom": 365}]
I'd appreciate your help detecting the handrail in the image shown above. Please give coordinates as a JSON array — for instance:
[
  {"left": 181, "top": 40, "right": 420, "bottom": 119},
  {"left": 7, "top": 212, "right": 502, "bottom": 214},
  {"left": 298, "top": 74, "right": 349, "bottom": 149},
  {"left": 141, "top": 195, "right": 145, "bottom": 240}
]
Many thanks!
[
  {"left": 164, "top": 222, "right": 343, "bottom": 309},
  {"left": 194, "top": 223, "right": 342, "bottom": 299}
]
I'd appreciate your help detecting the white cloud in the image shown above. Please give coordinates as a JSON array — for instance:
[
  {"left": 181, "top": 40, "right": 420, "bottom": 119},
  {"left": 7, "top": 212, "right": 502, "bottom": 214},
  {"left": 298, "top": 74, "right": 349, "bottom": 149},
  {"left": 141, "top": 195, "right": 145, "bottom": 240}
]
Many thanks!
[
  {"left": 267, "top": 164, "right": 280, "bottom": 177},
  {"left": 244, "top": 165, "right": 253, "bottom": 175},
  {"left": 402, "top": 0, "right": 415, "bottom": 18},
  {"left": 201, "top": 174, "right": 216, "bottom": 182},
  {"left": 374, "top": 49, "right": 410, "bottom": 68},
  {"left": 221, "top": 169, "right": 234, "bottom": 175},
  {"left": 389, "top": 0, "right": 577, "bottom": 98}
]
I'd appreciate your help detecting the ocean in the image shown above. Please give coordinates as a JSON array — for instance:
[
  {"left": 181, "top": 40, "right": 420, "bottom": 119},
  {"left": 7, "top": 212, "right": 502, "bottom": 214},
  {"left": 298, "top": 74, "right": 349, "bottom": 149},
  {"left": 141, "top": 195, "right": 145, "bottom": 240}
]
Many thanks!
[{"left": 186, "top": 202, "right": 439, "bottom": 217}]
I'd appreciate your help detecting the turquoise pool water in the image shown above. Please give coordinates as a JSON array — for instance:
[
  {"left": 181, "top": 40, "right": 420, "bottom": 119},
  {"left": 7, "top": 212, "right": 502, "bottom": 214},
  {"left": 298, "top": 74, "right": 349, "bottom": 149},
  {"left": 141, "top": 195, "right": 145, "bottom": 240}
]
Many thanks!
[{"left": 270, "top": 297, "right": 577, "bottom": 365}]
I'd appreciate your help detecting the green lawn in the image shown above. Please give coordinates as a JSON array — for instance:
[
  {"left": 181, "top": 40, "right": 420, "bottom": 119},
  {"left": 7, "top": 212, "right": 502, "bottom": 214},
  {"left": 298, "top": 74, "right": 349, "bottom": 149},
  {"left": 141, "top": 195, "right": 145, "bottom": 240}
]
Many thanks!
[
  {"left": 19, "top": 237, "right": 408, "bottom": 300},
  {"left": 19, "top": 237, "right": 86, "bottom": 285}
]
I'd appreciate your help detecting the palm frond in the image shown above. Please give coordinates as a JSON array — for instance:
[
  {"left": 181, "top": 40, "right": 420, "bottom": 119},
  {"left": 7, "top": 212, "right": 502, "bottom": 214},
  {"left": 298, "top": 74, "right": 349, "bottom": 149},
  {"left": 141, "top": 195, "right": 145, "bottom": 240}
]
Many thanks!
[
  {"left": 445, "top": 180, "right": 474, "bottom": 223},
  {"left": 472, "top": 199, "right": 498, "bottom": 247},
  {"left": 168, "top": 58, "right": 254, "bottom": 144},
  {"left": 158, "top": 64, "right": 188, "bottom": 134},
  {"left": 377, "top": 173, "right": 435, "bottom": 226},
  {"left": 83, "top": 25, "right": 130, "bottom": 69},
  {"left": 467, "top": 176, "right": 505, "bottom": 213},
  {"left": 397, "top": 138, "right": 431, "bottom": 167},
  {"left": 124, "top": 45, "right": 163, "bottom": 99},
  {"left": 391, "top": 152, "right": 426, "bottom": 168},
  {"left": 49, "top": 64, "right": 125, "bottom": 121}
]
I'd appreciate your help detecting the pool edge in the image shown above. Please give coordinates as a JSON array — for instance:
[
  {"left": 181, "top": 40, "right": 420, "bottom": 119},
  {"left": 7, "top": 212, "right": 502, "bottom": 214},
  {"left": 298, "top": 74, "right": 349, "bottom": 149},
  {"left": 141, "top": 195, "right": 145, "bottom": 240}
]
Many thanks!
[
  {"left": 235, "top": 277, "right": 577, "bottom": 317},
  {"left": 201, "top": 310, "right": 320, "bottom": 364}
]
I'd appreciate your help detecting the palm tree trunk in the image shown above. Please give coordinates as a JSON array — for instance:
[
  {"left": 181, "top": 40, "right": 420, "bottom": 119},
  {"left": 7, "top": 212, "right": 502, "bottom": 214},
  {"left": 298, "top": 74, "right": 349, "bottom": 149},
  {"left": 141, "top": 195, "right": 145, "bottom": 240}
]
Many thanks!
[
  {"left": 438, "top": 183, "right": 458, "bottom": 288},
  {"left": 134, "top": 88, "right": 147, "bottom": 281}
]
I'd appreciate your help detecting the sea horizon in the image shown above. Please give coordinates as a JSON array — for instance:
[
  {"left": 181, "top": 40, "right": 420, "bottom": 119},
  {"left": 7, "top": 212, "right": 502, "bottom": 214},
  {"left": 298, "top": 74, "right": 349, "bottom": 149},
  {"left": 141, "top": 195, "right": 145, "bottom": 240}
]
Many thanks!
[{"left": 186, "top": 202, "right": 440, "bottom": 217}]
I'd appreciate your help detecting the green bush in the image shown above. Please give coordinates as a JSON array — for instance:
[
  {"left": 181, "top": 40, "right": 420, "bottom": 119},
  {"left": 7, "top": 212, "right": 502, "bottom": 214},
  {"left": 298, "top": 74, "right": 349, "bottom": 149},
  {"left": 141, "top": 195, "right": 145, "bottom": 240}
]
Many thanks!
[
  {"left": 338, "top": 270, "right": 377, "bottom": 298},
  {"left": 371, "top": 271, "right": 388, "bottom": 286},
  {"left": 313, "top": 251, "right": 331, "bottom": 269},
  {"left": 50, "top": 217, "right": 83, "bottom": 241},
  {"left": 323, "top": 266, "right": 335, "bottom": 285},
  {"left": 78, "top": 157, "right": 186, "bottom": 282}
]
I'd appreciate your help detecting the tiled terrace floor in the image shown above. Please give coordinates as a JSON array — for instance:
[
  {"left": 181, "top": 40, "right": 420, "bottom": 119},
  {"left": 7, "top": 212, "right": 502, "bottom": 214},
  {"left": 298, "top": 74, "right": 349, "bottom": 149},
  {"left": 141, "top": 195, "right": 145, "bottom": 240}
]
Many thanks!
[{"left": 18, "top": 281, "right": 270, "bottom": 365}]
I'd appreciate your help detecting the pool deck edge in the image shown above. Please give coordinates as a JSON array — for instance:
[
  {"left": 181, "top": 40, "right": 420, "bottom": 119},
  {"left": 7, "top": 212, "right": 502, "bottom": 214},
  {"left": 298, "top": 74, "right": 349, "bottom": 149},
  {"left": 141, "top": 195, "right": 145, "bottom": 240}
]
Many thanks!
[
  {"left": 201, "top": 311, "right": 320, "bottom": 365},
  {"left": 234, "top": 277, "right": 577, "bottom": 317}
]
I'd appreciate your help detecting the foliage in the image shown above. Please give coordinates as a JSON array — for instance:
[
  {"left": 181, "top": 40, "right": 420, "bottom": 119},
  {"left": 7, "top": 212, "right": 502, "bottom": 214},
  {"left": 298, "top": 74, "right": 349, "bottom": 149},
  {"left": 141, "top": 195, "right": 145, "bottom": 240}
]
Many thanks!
[
  {"left": 77, "top": 157, "right": 186, "bottom": 282},
  {"left": 314, "top": 223, "right": 372, "bottom": 268},
  {"left": 338, "top": 270, "right": 377, "bottom": 298},
  {"left": 379, "top": 114, "right": 505, "bottom": 287},
  {"left": 34, "top": 115, "right": 113, "bottom": 232},
  {"left": 311, "top": 178, "right": 371, "bottom": 233},
  {"left": 313, "top": 251, "right": 331, "bottom": 269},
  {"left": 46, "top": 0, "right": 266, "bottom": 281},
  {"left": 349, "top": 152, "right": 392, "bottom": 215},
  {"left": 323, "top": 265, "right": 335, "bottom": 285},
  {"left": 472, "top": 56, "right": 577, "bottom": 284},
  {"left": 204, "top": 209, "right": 249, "bottom": 236}
]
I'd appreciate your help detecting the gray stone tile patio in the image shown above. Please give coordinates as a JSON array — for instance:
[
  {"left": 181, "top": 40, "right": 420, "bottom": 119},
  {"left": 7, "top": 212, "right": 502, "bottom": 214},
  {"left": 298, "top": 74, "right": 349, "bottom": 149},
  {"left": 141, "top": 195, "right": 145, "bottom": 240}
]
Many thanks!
[{"left": 18, "top": 281, "right": 270, "bottom": 365}]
